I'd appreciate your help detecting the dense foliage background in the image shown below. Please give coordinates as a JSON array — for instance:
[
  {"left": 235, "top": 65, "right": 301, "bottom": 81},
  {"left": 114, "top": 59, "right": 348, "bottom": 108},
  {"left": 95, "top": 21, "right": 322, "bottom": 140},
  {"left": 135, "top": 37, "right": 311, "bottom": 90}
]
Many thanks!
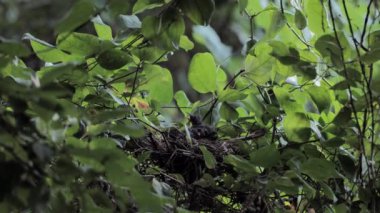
[{"left": 1, "top": 0, "right": 380, "bottom": 212}]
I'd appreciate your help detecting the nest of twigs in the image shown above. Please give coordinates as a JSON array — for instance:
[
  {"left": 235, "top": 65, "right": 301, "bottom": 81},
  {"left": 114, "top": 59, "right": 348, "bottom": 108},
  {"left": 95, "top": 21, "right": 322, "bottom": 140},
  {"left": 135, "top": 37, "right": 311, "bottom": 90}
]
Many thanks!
[{"left": 119, "top": 124, "right": 267, "bottom": 212}]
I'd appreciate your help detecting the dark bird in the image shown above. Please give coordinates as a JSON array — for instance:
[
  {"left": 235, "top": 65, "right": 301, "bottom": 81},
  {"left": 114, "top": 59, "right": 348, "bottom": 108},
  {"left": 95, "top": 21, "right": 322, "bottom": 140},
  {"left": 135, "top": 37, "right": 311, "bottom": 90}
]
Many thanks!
[{"left": 189, "top": 115, "right": 218, "bottom": 140}]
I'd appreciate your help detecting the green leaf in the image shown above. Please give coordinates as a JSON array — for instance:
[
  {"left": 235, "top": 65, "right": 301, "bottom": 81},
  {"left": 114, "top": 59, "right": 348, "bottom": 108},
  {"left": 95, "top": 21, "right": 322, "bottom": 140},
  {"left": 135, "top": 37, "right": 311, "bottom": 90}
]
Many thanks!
[
  {"left": 295, "top": 9, "right": 307, "bottom": 30},
  {"left": 283, "top": 112, "right": 311, "bottom": 142},
  {"left": 269, "top": 41, "right": 300, "bottom": 65},
  {"left": 56, "top": 0, "right": 96, "bottom": 33},
  {"left": 315, "top": 34, "right": 341, "bottom": 58},
  {"left": 321, "top": 182, "right": 337, "bottom": 202},
  {"left": 179, "top": 35, "right": 194, "bottom": 51},
  {"left": 361, "top": 48, "right": 380, "bottom": 64},
  {"left": 24, "top": 33, "right": 82, "bottom": 63},
  {"left": 140, "top": 65, "right": 173, "bottom": 105},
  {"left": 120, "top": 15, "right": 142, "bottom": 29},
  {"left": 273, "top": 86, "right": 301, "bottom": 113},
  {"left": 323, "top": 137, "right": 345, "bottom": 148},
  {"left": 220, "top": 103, "right": 238, "bottom": 121},
  {"left": 244, "top": 1, "right": 263, "bottom": 16},
  {"left": 306, "top": 86, "right": 331, "bottom": 113},
  {"left": 141, "top": 12, "right": 185, "bottom": 49},
  {"left": 250, "top": 145, "right": 280, "bottom": 168},
  {"left": 109, "top": 120, "right": 146, "bottom": 138},
  {"left": 264, "top": 9, "right": 286, "bottom": 40},
  {"left": 367, "top": 30, "right": 380, "bottom": 49},
  {"left": 333, "top": 106, "right": 352, "bottom": 125},
  {"left": 224, "top": 154, "right": 258, "bottom": 175},
  {"left": 56, "top": 32, "right": 103, "bottom": 56},
  {"left": 174, "top": 91, "right": 192, "bottom": 115},
  {"left": 301, "top": 158, "right": 339, "bottom": 181},
  {"left": 107, "top": 0, "right": 131, "bottom": 17},
  {"left": 218, "top": 89, "right": 247, "bottom": 102},
  {"left": 96, "top": 49, "right": 131, "bottom": 70},
  {"left": 179, "top": 0, "right": 215, "bottom": 25},
  {"left": 133, "top": 0, "right": 164, "bottom": 14},
  {"left": 238, "top": 0, "right": 248, "bottom": 13},
  {"left": 92, "top": 16, "right": 113, "bottom": 40},
  {"left": 371, "top": 65, "right": 380, "bottom": 95},
  {"left": 188, "top": 53, "right": 217, "bottom": 93},
  {"left": 293, "top": 61, "right": 317, "bottom": 80},
  {"left": 245, "top": 43, "right": 273, "bottom": 85},
  {"left": 338, "top": 154, "right": 356, "bottom": 179},
  {"left": 199, "top": 145, "right": 217, "bottom": 169},
  {"left": 305, "top": 0, "right": 328, "bottom": 35},
  {"left": 0, "top": 40, "right": 30, "bottom": 57}
]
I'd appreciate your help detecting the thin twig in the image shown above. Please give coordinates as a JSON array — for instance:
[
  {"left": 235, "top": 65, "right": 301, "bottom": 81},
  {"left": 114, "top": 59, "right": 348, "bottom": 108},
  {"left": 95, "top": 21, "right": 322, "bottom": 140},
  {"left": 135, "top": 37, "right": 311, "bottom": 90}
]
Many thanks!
[
  {"left": 202, "top": 69, "right": 246, "bottom": 121},
  {"left": 360, "top": 0, "right": 374, "bottom": 45}
]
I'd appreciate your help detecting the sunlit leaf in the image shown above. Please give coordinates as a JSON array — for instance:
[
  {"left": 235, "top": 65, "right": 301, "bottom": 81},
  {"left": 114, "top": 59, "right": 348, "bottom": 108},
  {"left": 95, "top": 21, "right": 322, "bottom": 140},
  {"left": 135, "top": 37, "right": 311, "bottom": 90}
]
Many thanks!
[{"left": 188, "top": 53, "right": 217, "bottom": 93}]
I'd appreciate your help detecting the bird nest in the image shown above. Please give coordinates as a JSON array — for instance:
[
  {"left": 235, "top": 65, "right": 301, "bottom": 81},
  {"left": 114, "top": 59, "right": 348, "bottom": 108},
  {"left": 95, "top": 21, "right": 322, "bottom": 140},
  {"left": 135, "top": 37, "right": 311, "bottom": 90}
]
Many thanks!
[{"left": 120, "top": 124, "right": 267, "bottom": 212}]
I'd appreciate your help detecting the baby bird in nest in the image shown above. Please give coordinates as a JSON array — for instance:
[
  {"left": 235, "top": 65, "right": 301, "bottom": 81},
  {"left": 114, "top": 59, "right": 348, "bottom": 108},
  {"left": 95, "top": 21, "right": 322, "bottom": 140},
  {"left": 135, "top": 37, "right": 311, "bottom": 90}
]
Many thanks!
[{"left": 189, "top": 115, "right": 218, "bottom": 140}]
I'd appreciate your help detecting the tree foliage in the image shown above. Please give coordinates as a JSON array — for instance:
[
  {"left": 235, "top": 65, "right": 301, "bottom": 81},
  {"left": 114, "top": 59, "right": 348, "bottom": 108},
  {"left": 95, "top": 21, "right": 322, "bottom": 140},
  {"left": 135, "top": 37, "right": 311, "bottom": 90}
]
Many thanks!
[{"left": 1, "top": 0, "right": 380, "bottom": 212}]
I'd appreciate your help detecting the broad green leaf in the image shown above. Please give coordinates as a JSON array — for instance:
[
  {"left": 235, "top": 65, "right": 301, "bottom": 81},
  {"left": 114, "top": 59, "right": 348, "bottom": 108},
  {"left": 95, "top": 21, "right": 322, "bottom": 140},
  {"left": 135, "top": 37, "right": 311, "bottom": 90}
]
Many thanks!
[
  {"left": 166, "top": 15, "right": 185, "bottom": 47},
  {"left": 270, "top": 176, "right": 299, "bottom": 194},
  {"left": 179, "top": 35, "right": 194, "bottom": 51},
  {"left": 24, "top": 33, "right": 82, "bottom": 63},
  {"left": 109, "top": 120, "right": 146, "bottom": 138},
  {"left": 179, "top": 0, "right": 215, "bottom": 25},
  {"left": 0, "top": 40, "right": 30, "bottom": 57},
  {"left": 89, "top": 108, "right": 129, "bottom": 124},
  {"left": 141, "top": 13, "right": 185, "bottom": 49},
  {"left": 334, "top": 204, "right": 349, "bottom": 213},
  {"left": 238, "top": 0, "right": 248, "bottom": 13},
  {"left": 56, "top": 32, "right": 103, "bottom": 56},
  {"left": 244, "top": 1, "right": 264, "bottom": 16},
  {"left": 301, "top": 158, "right": 339, "bottom": 181},
  {"left": 96, "top": 49, "right": 131, "bottom": 70},
  {"left": 269, "top": 41, "right": 300, "bottom": 65},
  {"left": 295, "top": 9, "right": 307, "bottom": 30},
  {"left": 263, "top": 10, "right": 286, "bottom": 40},
  {"left": 338, "top": 154, "right": 356, "bottom": 179},
  {"left": 92, "top": 16, "right": 113, "bottom": 40},
  {"left": 141, "top": 65, "right": 173, "bottom": 104},
  {"left": 104, "top": 159, "right": 163, "bottom": 212},
  {"left": 132, "top": 47, "right": 166, "bottom": 63},
  {"left": 321, "top": 182, "right": 337, "bottom": 202},
  {"left": 120, "top": 15, "right": 142, "bottom": 29},
  {"left": 332, "top": 106, "right": 352, "bottom": 125},
  {"left": 174, "top": 91, "right": 192, "bottom": 115},
  {"left": 306, "top": 86, "right": 331, "bottom": 112},
  {"left": 250, "top": 145, "right": 280, "bottom": 168},
  {"left": 315, "top": 34, "right": 341, "bottom": 58},
  {"left": 107, "top": 0, "right": 131, "bottom": 17},
  {"left": 133, "top": 0, "right": 164, "bottom": 14},
  {"left": 224, "top": 154, "right": 258, "bottom": 175},
  {"left": 199, "top": 145, "right": 217, "bottom": 169},
  {"left": 293, "top": 61, "right": 317, "bottom": 80},
  {"left": 188, "top": 53, "right": 217, "bottom": 93},
  {"left": 273, "top": 86, "right": 302, "bottom": 113},
  {"left": 361, "top": 49, "right": 380, "bottom": 64},
  {"left": 220, "top": 103, "right": 238, "bottom": 121},
  {"left": 56, "top": 0, "right": 96, "bottom": 33},
  {"left": 323, "top": 137, "right": 345, "bottom": 148},
  {"left": 218, "top": 89, "right": 247, "bottom": 102},
  {"left": 371, "top": 64, "right": 380, "bottom": 95},
  {"left": 367, "top": 30, "right": 380, "bottom": 49},
  {"left": 305, "top": 0, "right": 328, "bottom": 35},
  {"left": 245, "top": 43, "right": 273, "bottom": 85},
  {"left": 283, "top": 112, "right": 311, "bottom": 142}
]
